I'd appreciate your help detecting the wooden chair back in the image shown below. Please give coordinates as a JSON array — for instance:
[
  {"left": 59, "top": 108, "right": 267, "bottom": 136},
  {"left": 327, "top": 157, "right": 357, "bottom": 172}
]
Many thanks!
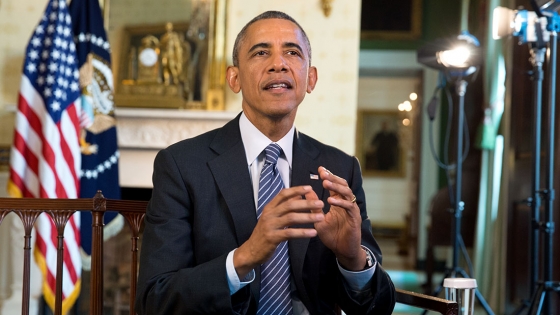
[
  {"left": 0, "top": 191, "right": 457, "bottom": 315},
  {"left": 0, "top": 191, "right": 148, "bottom": 315}
]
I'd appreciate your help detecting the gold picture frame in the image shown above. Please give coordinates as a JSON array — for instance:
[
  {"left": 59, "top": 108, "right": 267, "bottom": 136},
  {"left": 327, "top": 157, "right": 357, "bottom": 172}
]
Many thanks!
[
  {"left": 106, "top": 0, "right": 227, "bottom": 110},
  {"left": 360, "top": 0, "right": 422, "bottom": 41},
  {"left": 356, "top": 110, "right": 405, "bottom": 177}
]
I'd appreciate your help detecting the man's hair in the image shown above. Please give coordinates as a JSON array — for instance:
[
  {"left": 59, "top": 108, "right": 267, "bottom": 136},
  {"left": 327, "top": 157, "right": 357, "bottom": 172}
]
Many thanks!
[{"left": 232, "top": 11, "right": 312, "bottom": 67}]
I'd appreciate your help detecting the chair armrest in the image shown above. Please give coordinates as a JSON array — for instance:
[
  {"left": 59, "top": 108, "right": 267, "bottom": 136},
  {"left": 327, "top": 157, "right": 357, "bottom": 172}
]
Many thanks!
[{"left": 396, "top": 288, "right": 458, "bottom": 315}]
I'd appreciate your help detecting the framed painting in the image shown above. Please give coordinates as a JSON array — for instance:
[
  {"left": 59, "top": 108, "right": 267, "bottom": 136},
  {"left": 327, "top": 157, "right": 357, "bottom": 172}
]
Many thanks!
[
  {"left": 360, "top": 0, "right": 422, "bottom": 40},
  {"left": 356, "top": 110, "right": 405, "bottom": 177}
]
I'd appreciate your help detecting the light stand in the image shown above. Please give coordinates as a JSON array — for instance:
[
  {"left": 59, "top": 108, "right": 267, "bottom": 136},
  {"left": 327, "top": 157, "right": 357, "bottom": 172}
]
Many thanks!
[
  {"left": 494, "top": 3, "right": 560, "bottom": 313},
  {"left": 417, "top": 32, "right": 495, "bottom": 315},
  {"left": 526, "top": 27, "right": 560, "bottom": 315},
  {"left": 453, "top": 80, "right": 468, "bottom": 281},
  {"left": 530, "top": 38, "right": 546, "bottom": 304},
  {"left": 424, "top": 78, "right": 494, "bottom": 315}
]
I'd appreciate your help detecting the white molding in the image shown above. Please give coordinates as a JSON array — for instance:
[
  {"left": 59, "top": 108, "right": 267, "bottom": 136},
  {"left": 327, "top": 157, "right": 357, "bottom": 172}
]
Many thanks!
[
  {"left": 116, "top": 109, "right": 237, "bottom": 150},
  {"left": 116, "top": 108, "right": 236, "bottom": 187}
]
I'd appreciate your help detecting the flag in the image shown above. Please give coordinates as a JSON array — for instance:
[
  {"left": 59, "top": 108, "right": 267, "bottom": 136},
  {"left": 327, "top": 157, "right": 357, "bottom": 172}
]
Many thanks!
[
  {"left": 7, "top": 0, "right": 82, "bottom": 313},
  {"left": 69, "top": 0, "right": 122, "bottom": 265}
]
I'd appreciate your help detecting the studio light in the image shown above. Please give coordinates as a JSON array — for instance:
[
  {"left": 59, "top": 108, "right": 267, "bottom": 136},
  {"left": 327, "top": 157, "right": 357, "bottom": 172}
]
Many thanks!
[
  {"left": 439, "top": 46, "right": 474, "bottom": 68},
  {"left": 417, "top": 31, "right": 482, "bottom": 77},
  {"left": 492, "top": 7, "right": 549, "bottom": 43},
  {"left": 492, "top": 0, "right": 560, "bottom": 44}
]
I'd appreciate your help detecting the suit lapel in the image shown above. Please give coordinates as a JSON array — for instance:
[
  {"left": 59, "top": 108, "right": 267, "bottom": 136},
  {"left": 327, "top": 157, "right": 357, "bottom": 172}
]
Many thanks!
[
  {"left": 289, "top": 130, "right": 324, "bottom": 311},
  {"left": 208, "top": 115, "right": 262, "bottom": 302},
  {"left": 208, "top": 115, "right": 257, "bottom": 246}
]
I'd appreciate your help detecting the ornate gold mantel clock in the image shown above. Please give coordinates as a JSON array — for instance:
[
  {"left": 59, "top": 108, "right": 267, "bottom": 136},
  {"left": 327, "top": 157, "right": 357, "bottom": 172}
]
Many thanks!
[{"left": 111, "top": 0, "right": 227, "bottom": 111}]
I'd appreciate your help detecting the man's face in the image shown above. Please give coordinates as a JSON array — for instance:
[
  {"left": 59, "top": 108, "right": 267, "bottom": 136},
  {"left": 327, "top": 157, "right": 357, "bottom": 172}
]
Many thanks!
[{"left": 227, "top": 18, "right": 317, "bottom": 123}]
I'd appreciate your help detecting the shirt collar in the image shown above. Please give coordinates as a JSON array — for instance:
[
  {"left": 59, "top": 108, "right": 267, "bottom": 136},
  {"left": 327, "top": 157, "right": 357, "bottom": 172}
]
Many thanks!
[{"left": 239, "top": 112, "right": 294, "bottom": 167}]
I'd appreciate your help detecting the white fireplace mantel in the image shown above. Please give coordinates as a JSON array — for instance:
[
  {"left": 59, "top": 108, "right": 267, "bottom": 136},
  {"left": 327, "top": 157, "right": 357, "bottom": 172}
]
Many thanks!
[
  {"left": 116, "top": 108, "right": 238, "bottom": 150},
  {"left": 116, "top": 108, "right": 238, "bottom": 188}
]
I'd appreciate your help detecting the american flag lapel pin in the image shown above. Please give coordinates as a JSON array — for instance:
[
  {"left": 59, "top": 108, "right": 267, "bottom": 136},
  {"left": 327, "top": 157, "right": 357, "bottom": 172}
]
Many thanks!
[{"left": 310, "top": 174, "right": 319, "bottom": 180}]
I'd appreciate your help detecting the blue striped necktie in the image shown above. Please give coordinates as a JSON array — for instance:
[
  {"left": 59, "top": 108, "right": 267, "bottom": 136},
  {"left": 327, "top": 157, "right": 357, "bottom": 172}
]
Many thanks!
[{"left": 256, "top": 143, "right": 293, "bottom": 315}]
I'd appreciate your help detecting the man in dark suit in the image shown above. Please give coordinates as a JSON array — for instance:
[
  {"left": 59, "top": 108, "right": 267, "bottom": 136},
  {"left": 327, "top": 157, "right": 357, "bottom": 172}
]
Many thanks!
[{"left": 135, "top": 10, "right": 395, "bottom": 315}]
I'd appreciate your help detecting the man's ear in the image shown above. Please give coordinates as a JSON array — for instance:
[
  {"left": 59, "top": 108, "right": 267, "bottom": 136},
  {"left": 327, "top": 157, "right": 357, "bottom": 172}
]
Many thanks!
[
  {"left": 226, "top": 66, "right": 241, "bottom": 93},
  {"left": 307, "top": 66, "right": 318, "bottom": 93}
]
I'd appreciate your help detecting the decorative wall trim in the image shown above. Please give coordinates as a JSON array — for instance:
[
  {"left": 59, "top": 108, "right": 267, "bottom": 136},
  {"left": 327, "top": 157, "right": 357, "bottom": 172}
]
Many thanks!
[
  {"left": 115, "top": 108, "right": 237, "bottom": 187},
  {"left": 116, "top": 108, "right": 237, "bottom": 149}
]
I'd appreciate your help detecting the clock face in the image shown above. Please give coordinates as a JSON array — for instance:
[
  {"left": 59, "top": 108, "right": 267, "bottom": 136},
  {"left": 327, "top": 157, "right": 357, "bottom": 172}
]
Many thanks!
[{"left": 139, "top": 48, "right": 158, "bottom": 67}]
